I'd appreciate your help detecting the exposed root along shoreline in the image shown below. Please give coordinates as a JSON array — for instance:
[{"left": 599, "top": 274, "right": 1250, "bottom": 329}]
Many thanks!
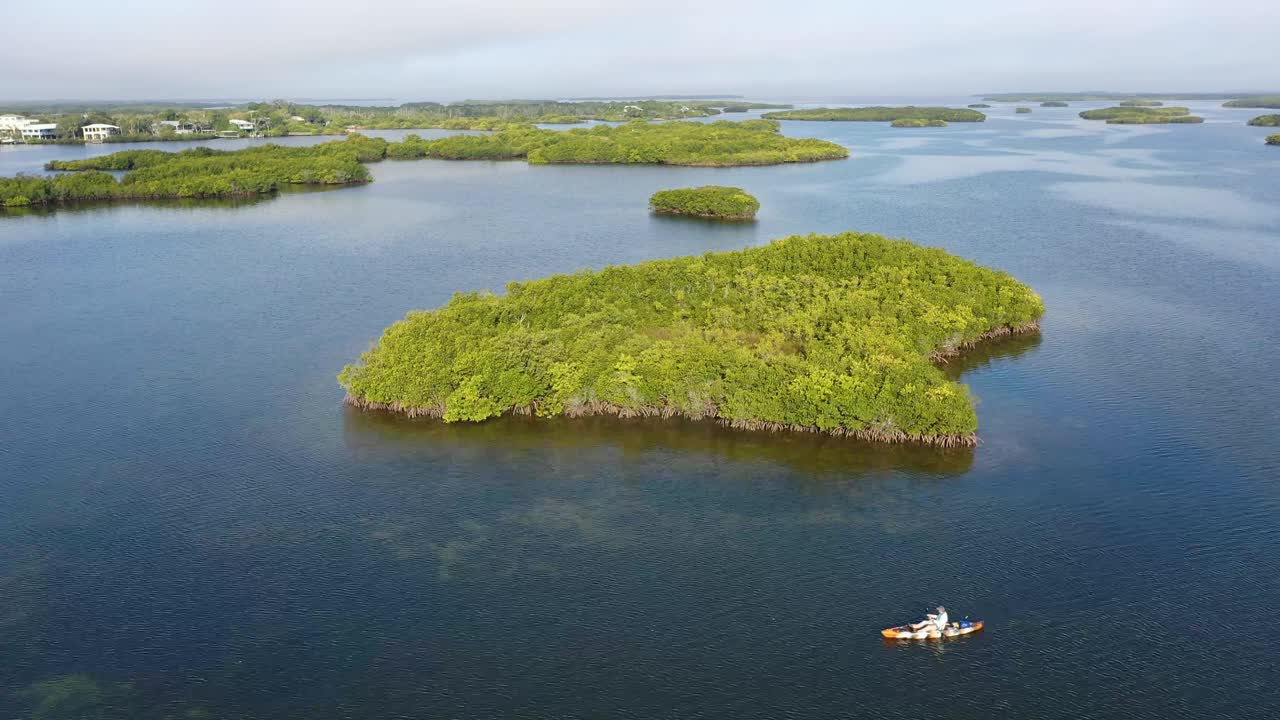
[{"left": 344, "top": 321, "right": 1041, "bottom": 448}]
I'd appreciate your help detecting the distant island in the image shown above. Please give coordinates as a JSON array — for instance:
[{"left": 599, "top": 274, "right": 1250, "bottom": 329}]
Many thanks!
[
  {"left": 1015, "top": 107, "right": 1032, "bottom": 114},
  {"left": 762, "top": 107, "right": 985, "bottom": 122},
  {"left": 1040, "top": 101, "right": 1069, "bottom": 107},
  {"left": 1267, "top": 134, "right": 1280, "bottom": 146},
  {"left": 981, "top": 92, "right": 1272, "bottom": 102},
  {"left": 338, "top": 232, "right": 1044, "bottom": 446},
  {"left": 649, "top": 186, "right": 759, "bottom": 220},
  {"left": 967, "top": 104, "right": 992, "bottom": 108},
  {"left": 1119, "top": 100, "right": 1164, "bottom": 107},
  {"left": 2, "top": 122, "right": 847, "bottom": 210},
  {"left": 1223, "top": 96, "right": 1280, "bottom": 109},
  {"left": 2, "top": 138, "right": 377, "bottom": 207},
  {"left": 1078, "top": 106, "right": 1204, "bottom": 124},
  {"left": 1246, "top": 114, "right": 1280, "bottom": 127},
  {"left": 0, "top": 99, "right": 797, "bottom": 145},
  {"left": 890, "top": 118, "right": 948, "bottom": 127}
]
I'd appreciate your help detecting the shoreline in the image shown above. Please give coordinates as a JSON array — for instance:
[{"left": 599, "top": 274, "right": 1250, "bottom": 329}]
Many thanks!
[{"left": 343, "top": 320, "right": 1042, "bottom": 447}]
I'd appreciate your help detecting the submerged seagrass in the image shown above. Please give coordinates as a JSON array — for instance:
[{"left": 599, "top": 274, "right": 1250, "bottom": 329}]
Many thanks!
[{"left": 339, "top": 233, "right": 1044, "bottom": 445}]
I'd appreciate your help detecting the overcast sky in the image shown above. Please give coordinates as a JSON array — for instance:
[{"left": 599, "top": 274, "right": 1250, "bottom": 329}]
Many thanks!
[{"left": 4, "top": 0, "right": 1277, "bottom": 101}]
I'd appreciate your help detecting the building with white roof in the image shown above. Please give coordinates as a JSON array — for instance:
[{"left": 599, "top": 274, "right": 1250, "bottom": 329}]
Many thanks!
[{"left": 82, "top": 123, "right": 121, "bottom": 143}]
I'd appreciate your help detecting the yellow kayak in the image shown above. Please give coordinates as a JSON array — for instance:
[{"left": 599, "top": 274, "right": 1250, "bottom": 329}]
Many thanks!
[{"left": 881, "top": 620, "right": 984, "bottom": 640}]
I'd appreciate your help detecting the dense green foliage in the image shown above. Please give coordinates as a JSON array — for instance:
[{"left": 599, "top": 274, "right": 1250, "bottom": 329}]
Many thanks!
[
  {"left": 338, "top": 232, "right": 1043, "bottom": 444},
  {"left": 763, "top": 107, "right": 985, "bottom": 122},
  {"left": 409, "top": 120, "right": 848, "bottom": 166},
  {"left": 1246, "top": 114, "right": 1280, "bottom": 127},
  {"left": 890, "top": 118, "right": 948, "bottom": 128},
  {"left": 4, "top": 122, "right": 845, "bottom": 211},
  {"left": 1078, "top": 106, "right": 1204, "bottom": 124},
  {"left": 1015, "top": 107, "right": 1032, "bottom": 114},
  {"left": 649, "top": 186, "right": 759, "bottom": 219},
  {"left": 1267, "top": 134, "right": 1280, "bottom": 145},
  {"left": 1, "top": 137, "right": 377, "bottom": 207},
  {"left": 1040, "top": 101, "right": 1069, "bottom": 107},
  {"left": 1119, "top": 100, "right": 1164, "bottom": 107},
  {"left": 1223, "top": 96, "right": 1280, "bottom": 109},
  {"left": 1, "top": 98, "right": 797, "bottom": 143}
]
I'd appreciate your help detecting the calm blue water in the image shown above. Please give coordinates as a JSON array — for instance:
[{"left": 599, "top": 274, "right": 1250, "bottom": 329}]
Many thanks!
[{"left": 1, "top": 102, "right": 1278, "bottom": 720}]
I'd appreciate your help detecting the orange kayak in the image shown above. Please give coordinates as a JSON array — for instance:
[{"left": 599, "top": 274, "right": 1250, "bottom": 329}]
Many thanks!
[{"left": 881, "top": 620, "right": 984, "bottom": 640}]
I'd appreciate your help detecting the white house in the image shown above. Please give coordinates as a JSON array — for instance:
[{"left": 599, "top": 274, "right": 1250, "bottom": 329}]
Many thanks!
[
  {"left": 82, "top": 123, "right": 121, "bottom": 143},
  {"left": 228, "top": 119, "right": 256, "bottom": 132},
  {"left": 0, "top": 114, "right": 32, "bottom": 132},
  {"left": 19, "top": 123, "right": 58, "bottom": 140}
]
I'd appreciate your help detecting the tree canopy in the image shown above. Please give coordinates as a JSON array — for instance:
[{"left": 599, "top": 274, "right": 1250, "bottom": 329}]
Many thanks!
[
  {"left": 649, "top": 186, "right": 759, "bottom": 220},
  {"left": 339, "top": 232, "right": 1044, "bottom": 446},
  {"left": 1078, "top": 106, "right": 1204, "bottom": 124}
]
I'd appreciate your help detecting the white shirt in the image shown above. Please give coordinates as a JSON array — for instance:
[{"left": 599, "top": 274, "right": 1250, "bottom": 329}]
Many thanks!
[{"left": 933, "top": 610, "right": 949, "bottom": 631}]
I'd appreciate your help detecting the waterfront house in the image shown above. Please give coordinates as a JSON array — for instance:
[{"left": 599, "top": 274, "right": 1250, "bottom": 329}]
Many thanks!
[
  {"left": 19, "top": 123, "right": 58, "bottom": 140},
  {"left": 82, "top": 123, "right": 121, "bottom": 143},
  {"left": 229, "top": 119, "right": 256, "bottom": 133}
]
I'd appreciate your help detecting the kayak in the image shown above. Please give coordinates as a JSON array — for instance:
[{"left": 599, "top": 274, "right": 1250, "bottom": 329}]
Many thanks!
[{"left": 881, "top": 620, "right": 984, "bottom": 640}]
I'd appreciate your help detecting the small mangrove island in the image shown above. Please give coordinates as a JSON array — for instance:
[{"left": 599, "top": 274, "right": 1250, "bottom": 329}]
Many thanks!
[
  {"left": 890, "top": 118, "right": 948, "bottom": 128},
  {"left": 967, "top": 104, "right": 992, "bottom": 109},
  {"left": 1223, "top": 96, "right": 1280, "bottom": 109},
  {"left": 1267, "top": 134, "right": 1280, "bottom": 146},
  {"left": 1015, "top": 107, "right": 1032, "bottom": 114},
  {"left": 649, "top": 186, "right": 759, "bottom": 220},
  {"left": 1247, "top": 114, "right": 1280, "bottom": 127},
  {"left": 1119, "top": 100, "right": 1164, "bottom": 107},
  {"left": 1040, "top": 101, "right": 1069, "bottom": 107},
  {"left": 1078, "top": 106, "right": 1204, "bottom": 124},
  {"left": 762, "top": 107, "right": 986, "bottom": 122},
  {"left": 338, "top": 232, "right": 1044, "bottom": 446},
  {"left": 2, "top": 121, "right": 847, "bottom": 211}
]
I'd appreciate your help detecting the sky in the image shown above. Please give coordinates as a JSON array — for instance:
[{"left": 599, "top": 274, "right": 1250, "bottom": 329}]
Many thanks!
[{"left": 3, "top": 0, "right": 1277, "bottom": 101}]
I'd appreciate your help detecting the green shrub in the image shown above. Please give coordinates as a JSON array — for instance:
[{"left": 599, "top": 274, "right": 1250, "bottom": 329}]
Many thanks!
[
  {"left": 890, "top": 118, "right": 948, "bottom": 128},
  {"left": 649, "top": 186, "right": 759, "bottom": 219}
]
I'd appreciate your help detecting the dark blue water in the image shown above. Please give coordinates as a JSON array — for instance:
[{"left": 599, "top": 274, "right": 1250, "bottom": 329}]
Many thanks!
[{"left": 2, "top": 102, "right": 1278, "bottom": 719}]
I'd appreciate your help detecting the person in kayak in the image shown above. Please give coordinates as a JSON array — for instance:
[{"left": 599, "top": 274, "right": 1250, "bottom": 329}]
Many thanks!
[{"left": 909, "top": 606, "right": 948, "bottom": 633}]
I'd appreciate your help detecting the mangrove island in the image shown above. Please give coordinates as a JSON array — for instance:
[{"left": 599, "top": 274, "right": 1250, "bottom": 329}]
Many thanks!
[
  {"left": 1040, "top": 101, "right": 1069, "bottom": 107},
  {"left": 1267, "top": 134, "right": 1280, "bottom": 146},
  {"left": 1015, "top": 107, "right": 1032, "bottom": 114},
  {"left": 1119, "top": 100, "right": 1164, "bottom": 107},
  {"left": 1224, "top": 96, "right": 1280, "bottom": 109},
  {"left": 1078, "top": 106, "right": 1204, "bottom": 124},
  {"left": 1247, "top": 114, "right": 1280, "bottom": 127},
  {"left": 338, "top": 232, "right": 1044, "bottom": 446},
  {"left": 762, "top": 107, "right": 986, "bottom": 122},
  {"left": 2, "top": 121, "right": 848, "bottom": 211},
  {"left": 649, "top": 186, "right": 759, "bottom": 220}
]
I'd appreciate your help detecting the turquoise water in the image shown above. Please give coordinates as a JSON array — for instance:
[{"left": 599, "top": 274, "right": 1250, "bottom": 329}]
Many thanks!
[{"left": 1, "top": 102, "right": 1277, "bottom": 719}]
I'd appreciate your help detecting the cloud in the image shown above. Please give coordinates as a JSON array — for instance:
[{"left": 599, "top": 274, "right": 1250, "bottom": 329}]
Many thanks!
[{"left": 3, "top": 0, "right": 1278, "bottom": 99}]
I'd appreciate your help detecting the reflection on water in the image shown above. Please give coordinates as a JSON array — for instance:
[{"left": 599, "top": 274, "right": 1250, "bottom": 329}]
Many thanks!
[{"left": 342, "top": 408, "right": 975, "bottom": 478}]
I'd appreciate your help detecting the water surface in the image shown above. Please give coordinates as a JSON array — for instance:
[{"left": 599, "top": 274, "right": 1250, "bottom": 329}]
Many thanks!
[{"left": 1, "top": 103, "right": 1278, "bottom": 720}]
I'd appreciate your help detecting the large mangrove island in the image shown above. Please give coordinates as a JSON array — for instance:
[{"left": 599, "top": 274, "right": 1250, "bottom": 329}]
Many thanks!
[
  {"left": 338, "top": 232, "right": 1044, "bottom": 446},
  {"left": 649, "top": 186, "right": 759, "bottom": 220},
  {"left": 1, "top": 121, "right": 847, "bottom": 210},
  {"left": 762, "top": 107, "right": 985, "bottom": 122},
  {"left": 1078, "top": 106, "right": 1203, "bottom": 124},
  {"left": 1247, "top": 114, "right": 1280, "bottom": 127}
]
